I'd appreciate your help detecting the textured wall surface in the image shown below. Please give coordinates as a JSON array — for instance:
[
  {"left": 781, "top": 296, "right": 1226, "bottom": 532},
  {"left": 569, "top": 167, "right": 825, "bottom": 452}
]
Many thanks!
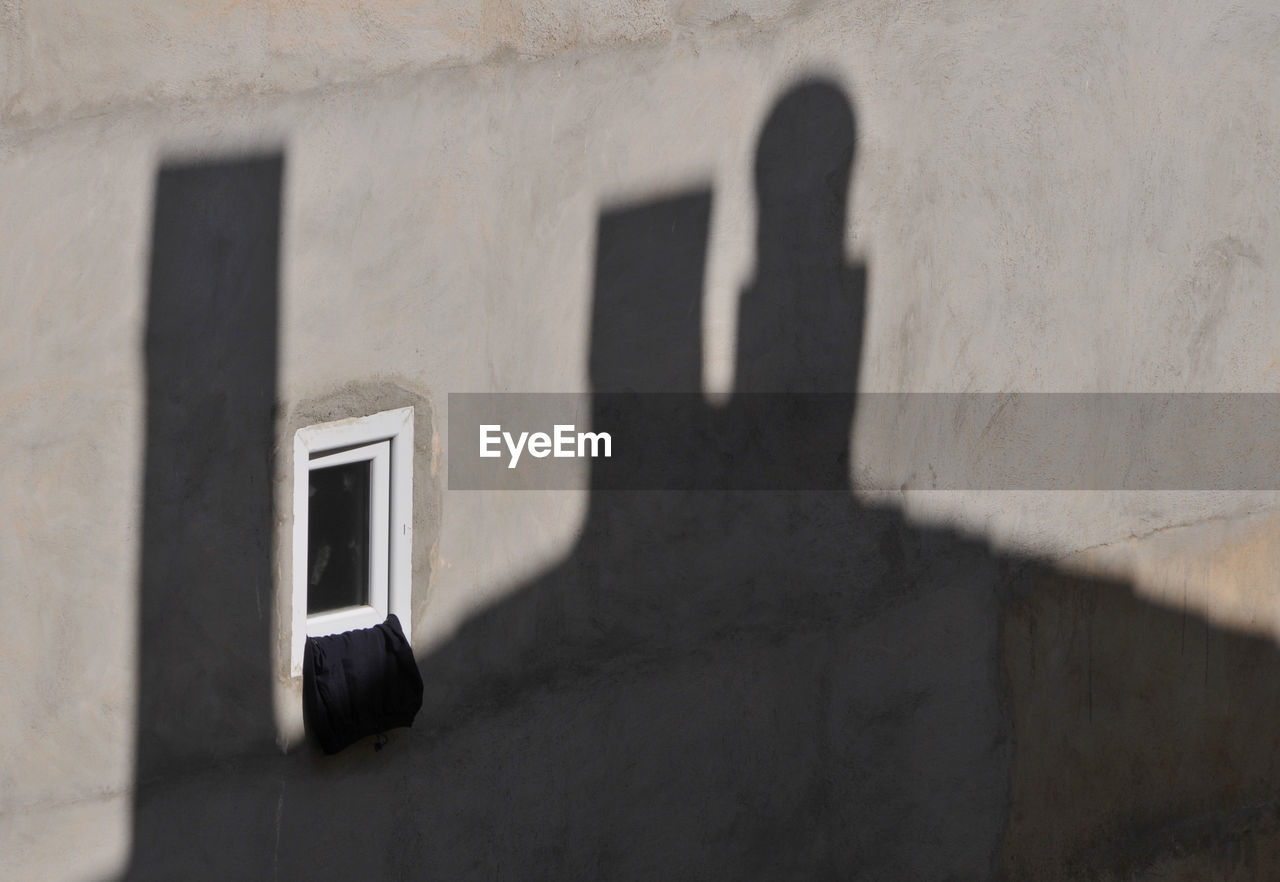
[{"left": 3, "top": 1, "right": 1280, "bottom": 878}]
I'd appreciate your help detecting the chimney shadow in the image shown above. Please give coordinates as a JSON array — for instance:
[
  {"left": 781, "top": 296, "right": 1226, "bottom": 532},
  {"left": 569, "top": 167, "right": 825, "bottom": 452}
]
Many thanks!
[
  {"left": 122, "top": 85, "right": 1280, "bottom": 881},
  {"left": 124, "top": 154, "right": 285, "bottom": 878}
]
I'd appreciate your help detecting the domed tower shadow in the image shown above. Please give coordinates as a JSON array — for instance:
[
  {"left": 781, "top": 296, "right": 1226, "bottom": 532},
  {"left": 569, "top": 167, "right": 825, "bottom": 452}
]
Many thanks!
[
  {"left": 416, "top": 80, "right": 1018, "bottom": 878},
  {"left": 413, "top": 80, "right": 1280, "bottom": 879}
]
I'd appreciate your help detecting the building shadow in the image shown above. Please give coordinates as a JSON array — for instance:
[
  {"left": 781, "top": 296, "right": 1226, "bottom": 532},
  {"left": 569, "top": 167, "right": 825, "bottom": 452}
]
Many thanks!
[
  {"left": 122, "top": 84, "right": 1280, "bottom": 880},
  {"left": 124, "top": 155, "right": 285, "bottom": 878}
]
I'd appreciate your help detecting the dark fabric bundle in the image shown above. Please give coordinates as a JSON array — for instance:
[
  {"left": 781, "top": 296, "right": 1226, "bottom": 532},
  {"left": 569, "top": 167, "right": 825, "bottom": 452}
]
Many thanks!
[{"left": 303, "top": 614, "right": 424, "bottom": 754}]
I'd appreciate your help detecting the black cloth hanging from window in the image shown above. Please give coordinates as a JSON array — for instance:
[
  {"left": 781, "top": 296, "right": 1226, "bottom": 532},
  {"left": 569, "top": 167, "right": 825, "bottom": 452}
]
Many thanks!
[{"left": 302, "top": 614, "right": 424, "bottom": 754}]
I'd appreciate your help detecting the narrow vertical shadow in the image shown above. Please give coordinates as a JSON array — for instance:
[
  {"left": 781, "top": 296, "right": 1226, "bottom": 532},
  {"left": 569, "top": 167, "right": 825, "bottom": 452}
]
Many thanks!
[
  {"left": 124, "top": 155, "right": 283, "bottom": 879},
  {"left": 588, "top": 192, "right": 711, "bottom": 395},
  {"left": 586, "top": 191, "right": 713, "bottom": 492}
]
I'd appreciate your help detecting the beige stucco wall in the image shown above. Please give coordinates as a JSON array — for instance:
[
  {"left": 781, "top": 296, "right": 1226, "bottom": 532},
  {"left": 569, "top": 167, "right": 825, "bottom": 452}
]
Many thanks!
[{"left": 3, "top": 1, "right": 1280, "bottom": 878}]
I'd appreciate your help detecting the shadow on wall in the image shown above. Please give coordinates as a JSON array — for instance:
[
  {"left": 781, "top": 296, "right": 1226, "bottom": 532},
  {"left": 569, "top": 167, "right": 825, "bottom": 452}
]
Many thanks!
[
  {"left": 123, "top": 83, "right": 1280, "bottom": 881},
  {"left": 126, "top": 155, "right": 285, "bottom": 870}
]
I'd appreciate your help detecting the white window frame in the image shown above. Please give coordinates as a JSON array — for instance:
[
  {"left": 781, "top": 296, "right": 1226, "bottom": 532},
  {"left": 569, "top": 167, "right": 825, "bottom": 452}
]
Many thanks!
[{"left": 291, "top": 407, "right": 413, "bottom": 677}]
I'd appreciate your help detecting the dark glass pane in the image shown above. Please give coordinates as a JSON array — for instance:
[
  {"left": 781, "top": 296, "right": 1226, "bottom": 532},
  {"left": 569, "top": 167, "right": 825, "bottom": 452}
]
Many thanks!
[{"left": 307, "top": 460, "right": 371, "bottom": 614}]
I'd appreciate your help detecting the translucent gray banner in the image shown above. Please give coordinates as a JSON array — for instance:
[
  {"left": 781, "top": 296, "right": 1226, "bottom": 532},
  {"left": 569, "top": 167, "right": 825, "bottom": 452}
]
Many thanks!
[{"left": 448, "top": 393, "right": 1280, "bottom": 490}]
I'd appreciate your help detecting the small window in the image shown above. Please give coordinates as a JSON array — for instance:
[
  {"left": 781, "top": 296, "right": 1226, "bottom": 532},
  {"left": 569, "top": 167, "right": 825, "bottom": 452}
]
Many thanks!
[{"left": 291, "top": 407, "right": 413, "bottom": 675}]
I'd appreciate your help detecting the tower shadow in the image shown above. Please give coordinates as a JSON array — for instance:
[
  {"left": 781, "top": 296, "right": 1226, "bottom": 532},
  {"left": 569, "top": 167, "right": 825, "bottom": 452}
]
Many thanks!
[
  {"left": 415, "top": 80, "right": 1008, "bottom": 879},
  {"left": 122, "top": 84, "right": 1280, "bottom": 880},
  {"left": 124, "top": 155, "right": 285, "bottom": 878}
]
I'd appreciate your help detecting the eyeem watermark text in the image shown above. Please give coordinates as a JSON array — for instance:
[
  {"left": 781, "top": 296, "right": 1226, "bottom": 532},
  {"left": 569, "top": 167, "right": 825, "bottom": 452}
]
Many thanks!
[
  {"left": 480, "top": 424, "right": 612, "bottom": 469},
  {"left": 452, "top": 392, "right": 1280, "bottom": 490}
]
